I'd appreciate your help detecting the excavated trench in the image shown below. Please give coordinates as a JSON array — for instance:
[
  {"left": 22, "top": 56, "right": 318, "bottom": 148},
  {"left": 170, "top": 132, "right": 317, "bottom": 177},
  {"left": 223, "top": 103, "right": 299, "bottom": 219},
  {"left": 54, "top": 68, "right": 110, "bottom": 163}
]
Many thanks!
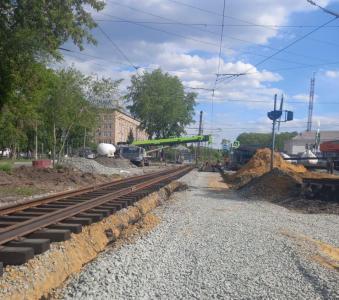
[{"left": 0, "top": 180, "right": 186, "bottom": 300}]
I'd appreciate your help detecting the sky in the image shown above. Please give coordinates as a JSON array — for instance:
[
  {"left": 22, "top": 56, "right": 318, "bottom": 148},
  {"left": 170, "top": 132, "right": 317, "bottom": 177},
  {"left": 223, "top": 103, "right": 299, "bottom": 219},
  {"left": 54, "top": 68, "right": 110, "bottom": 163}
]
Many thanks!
[{"left": 60, "top": 0, "right": 339, "bottom": 146}]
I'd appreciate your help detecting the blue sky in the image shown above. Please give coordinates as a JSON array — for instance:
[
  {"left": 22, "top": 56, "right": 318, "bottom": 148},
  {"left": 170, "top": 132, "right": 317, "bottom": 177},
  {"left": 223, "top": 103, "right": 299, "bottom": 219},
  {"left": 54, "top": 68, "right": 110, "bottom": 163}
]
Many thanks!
[{"left": 61, "top": 0, "right": 339, "bottom": 145}]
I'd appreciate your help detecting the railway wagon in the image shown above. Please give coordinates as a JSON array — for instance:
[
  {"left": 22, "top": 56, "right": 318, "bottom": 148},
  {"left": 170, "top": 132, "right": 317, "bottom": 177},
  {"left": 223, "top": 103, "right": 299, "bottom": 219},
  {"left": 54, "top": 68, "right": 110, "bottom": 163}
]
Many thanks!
[{"left": 320, "top": 140, "right": 339, "bottom": 170}]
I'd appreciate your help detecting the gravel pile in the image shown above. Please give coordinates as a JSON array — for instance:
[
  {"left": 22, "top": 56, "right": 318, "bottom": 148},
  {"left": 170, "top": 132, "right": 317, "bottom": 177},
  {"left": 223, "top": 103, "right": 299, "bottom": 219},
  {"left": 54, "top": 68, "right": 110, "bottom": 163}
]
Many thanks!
[
  {"left": 61, "top": 157, "right": 143, "bottom": 176},
  {"left": 95, "top": 157, "right": 136, "bottom": 169},
  {"left": 62, "top": 171, "right": 339, "bottom": 300}
]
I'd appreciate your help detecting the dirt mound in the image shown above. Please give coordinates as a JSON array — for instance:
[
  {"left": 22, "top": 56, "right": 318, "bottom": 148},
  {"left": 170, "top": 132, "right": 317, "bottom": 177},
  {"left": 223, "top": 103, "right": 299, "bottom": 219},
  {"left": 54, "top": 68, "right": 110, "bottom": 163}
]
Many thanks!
[
  {"left": 0, "top": 166, "right": 116, "bottom": 204},
  {"left": 239, "top": 168, "right": 302, "bottom": 202},
  {"left": 228, "top": 148, "right": 306, "bottom": 187}
]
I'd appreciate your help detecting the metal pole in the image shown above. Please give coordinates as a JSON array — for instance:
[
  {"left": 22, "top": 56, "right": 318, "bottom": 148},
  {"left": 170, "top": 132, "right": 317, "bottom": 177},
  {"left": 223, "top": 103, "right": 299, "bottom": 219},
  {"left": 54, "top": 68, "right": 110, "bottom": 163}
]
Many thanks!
[
  {"left": 196, "top": 110, "right": 203, "bottom": 166},
  {"left": 35, "top": 121, "right": 38, "bottom": 160},
  {"left": 83, "top": 128, "right": 87, "bottom": 149},
  {"left": 270, "top": 94, "right": 277, "bottom": 171}
]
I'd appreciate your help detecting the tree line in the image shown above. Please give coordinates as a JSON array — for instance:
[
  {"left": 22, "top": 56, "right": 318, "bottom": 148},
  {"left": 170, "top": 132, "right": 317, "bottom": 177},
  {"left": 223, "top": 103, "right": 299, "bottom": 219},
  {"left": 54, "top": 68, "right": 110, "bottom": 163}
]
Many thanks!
[
  {"left": 236, "top": 132, "right": 298, "bottom": 151},
  {"left": 0, "top": 1, "right": 197, "bottom": 160}
]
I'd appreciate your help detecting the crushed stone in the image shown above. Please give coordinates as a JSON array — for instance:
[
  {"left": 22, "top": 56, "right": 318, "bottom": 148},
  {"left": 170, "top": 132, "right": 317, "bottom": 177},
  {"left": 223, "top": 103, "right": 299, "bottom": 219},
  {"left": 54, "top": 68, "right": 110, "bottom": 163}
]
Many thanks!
[{"left": 60, "top": 171, "right": 339, "bottom": 300}]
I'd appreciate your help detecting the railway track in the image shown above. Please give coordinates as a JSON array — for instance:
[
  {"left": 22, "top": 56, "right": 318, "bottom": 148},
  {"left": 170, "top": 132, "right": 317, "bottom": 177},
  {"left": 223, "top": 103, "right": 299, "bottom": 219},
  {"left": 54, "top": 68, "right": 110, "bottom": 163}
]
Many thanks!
[
  {"left": 0, "top": 165, "right": 192, "bottom": 275},
  {"left": 302, "top": 177, "right": 339, "bottom": 202}
]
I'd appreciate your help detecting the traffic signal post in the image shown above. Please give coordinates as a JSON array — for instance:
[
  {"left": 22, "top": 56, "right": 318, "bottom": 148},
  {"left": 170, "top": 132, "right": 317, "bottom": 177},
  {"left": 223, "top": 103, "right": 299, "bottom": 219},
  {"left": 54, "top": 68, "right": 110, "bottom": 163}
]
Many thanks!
[{"left": 267, "top": 94, "right": 293, "bottom": 170}]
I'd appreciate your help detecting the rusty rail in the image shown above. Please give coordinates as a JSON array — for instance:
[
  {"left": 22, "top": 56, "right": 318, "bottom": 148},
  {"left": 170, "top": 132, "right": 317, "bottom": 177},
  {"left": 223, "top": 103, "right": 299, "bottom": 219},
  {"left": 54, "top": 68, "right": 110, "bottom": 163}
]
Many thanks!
[
  {"left": 0, "top": 166, "right": 179, "bottom": 216},
  {"left": 0, "top": 165, "right": 192, "bottom": 246}
]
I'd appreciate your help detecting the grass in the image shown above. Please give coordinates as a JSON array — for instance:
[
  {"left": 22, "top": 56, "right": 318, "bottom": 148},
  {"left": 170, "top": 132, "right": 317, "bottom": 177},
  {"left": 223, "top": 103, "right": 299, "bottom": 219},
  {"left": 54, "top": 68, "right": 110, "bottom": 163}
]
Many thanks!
[
  {"left": 0, "top": 186, "right": 42, "bottom": 197},
  {"left": 0, "top": 158, "right": 32, "bottom": 162},
  {"left": 0, "top": 162, "right": 13, "bottom": 173}
]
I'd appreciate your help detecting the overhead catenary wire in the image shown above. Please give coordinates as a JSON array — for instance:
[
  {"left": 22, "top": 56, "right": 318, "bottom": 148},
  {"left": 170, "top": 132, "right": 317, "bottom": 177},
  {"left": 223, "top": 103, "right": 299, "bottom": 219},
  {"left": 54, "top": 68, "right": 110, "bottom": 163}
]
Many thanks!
[
  {"left": 97, "top": 25, "right": 139, "bottom": 70},
  {"left": 211, "top": 0, "right": 227, "bottom": 129},
  {"left": 307, "top": 0, "right": 339, "bottom": 18},
  {"left": 100, "top": 5, "right": 336, "bottom": 65},
  {"left": 94, "top": 19, "right": 339, "bottom": 28},
  {"left": 217, "top": 16, "right": 339, "bottom": 85},
  {"left": 165, "top": 0, "right": 339, "bottom": 59},
  {"left": 59, "top": 46, "right": 339, "bottom": 83}
]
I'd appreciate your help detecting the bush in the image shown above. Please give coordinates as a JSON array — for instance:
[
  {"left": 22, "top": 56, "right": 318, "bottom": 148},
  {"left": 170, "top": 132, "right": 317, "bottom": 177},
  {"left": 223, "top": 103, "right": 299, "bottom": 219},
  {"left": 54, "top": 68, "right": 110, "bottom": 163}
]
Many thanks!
[{"left": 0, "top": 162, "right": 13, "bottom": 173}]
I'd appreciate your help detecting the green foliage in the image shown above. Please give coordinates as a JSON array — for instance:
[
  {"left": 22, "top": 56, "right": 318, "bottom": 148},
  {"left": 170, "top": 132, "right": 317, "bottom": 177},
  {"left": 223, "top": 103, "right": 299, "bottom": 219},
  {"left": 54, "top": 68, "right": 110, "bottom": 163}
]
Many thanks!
[
  {"left": 198, "top": 147, "right": 222, "bottom": 163},
  {"left": 0, "top": 186, "right": 40, "bottom": 197},
  {"left": 0, "top": 66, "right": 122, "bottom": 160},
  {"left": 0, "top": 0, "right": 105, "bottom": 110},
  {"left": 0, "top": 162, "right": 13, "bottom": 173},
  {"left": 126, "top": 69, "right": 196, "bottom": 139},
  {"left": 41, "top": 68, "right": 99, "bottom": 159},
  {"left": 236, "top": 132, "right": 298, "bottom": 151},
  {"left": 127, "top": 129, "right": 134, "bottom": 144},
  {"left": 88, "top": 78, "right": 124, "bottom": 109}
]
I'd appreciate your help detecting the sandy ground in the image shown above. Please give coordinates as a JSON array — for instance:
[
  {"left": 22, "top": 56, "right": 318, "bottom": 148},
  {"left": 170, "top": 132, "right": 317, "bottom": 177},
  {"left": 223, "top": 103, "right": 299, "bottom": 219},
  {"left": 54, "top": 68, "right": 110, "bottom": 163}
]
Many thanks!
[{"left": 60, "top": 171, "right": 339, "bottom": 300}]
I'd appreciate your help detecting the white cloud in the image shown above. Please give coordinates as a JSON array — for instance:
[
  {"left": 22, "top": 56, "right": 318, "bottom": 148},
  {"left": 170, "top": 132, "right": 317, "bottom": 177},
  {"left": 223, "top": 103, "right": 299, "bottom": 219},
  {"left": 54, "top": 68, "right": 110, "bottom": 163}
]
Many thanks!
[
  {"left": 325, "top": 70, "right": 339, "bottom": 78},
  {"left": 291, "top": 94, "right": 310, "bottom": 101},
  {"left": 59, "top": 0, "right": 338, "bottom": 145}
]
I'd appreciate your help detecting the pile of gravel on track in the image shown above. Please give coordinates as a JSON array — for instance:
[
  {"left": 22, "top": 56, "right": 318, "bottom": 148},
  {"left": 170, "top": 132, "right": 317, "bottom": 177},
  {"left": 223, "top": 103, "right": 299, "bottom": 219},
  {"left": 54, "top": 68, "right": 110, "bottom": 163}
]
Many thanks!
[
  {"left": 61, "top": 171, "right": 339, "bottom": 300},
  {"left": 60, "top": 157, "right": 143, "bottom": 176}
]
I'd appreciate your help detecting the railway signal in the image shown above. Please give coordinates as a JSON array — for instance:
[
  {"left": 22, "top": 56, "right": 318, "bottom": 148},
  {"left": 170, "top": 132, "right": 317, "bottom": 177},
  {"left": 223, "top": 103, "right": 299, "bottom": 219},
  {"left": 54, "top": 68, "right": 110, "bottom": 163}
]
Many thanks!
[{"left": 267, "top": 94, "right": 294, "bottom": 170}]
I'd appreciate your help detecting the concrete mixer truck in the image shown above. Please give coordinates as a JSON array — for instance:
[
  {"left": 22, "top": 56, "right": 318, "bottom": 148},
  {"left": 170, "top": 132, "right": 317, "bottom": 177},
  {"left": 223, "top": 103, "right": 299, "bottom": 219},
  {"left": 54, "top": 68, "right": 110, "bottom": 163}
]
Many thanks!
[{"left": 97, "top": 143, "right": 116, "bottom": 157}]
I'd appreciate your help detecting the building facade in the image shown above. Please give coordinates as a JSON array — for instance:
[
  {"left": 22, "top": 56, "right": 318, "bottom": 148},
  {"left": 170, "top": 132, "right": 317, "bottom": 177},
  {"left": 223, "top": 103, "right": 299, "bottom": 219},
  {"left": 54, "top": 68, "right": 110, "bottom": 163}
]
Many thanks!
[
  {"left": 284, "top": 130, "right": 339, "bottom": 155},
  {"left": 95, "top": 109, "right": 148, "bottom": 145}
]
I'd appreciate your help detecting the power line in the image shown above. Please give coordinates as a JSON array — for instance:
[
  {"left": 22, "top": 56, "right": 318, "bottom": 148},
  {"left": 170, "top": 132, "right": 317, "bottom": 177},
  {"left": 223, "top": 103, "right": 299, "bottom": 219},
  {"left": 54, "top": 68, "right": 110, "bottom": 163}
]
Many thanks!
[
  {"left": 211, "top": 0, "right": 227, "bottom": 136},
  {"left": 217, "top": 16, "right": 338, "bottom": 84},
  {"left": 165, "top": 0, "right": 339, "bottom": 60},
  {"left": 59, "top": 47, "right": 129, "bottom": 66},
  {"left": 97, "top": 25, "right": 139, "bottom": 70},
  {"left": 96, "top": 18, "right": 316, "bottom": 67},
  {"left": 60, "top": 46, "right": 339, "bottom": 80},
  {"left": 106, "top": 1, "right": 220, "bottom": 38},
  {"left": 307, "top": 0, "right": 339, "bottom": 18},
  {"left": 105, "top": 0, "right": 338, "bottom": 65},
  {"left": 95, "top": 18, "right": 339, "bottom": 28},
  {"left": 104, "top": 0, "right": 339, "bottom": 63},
  {"left": 102, "top": 4, "right": 335, "bottom": 64}
]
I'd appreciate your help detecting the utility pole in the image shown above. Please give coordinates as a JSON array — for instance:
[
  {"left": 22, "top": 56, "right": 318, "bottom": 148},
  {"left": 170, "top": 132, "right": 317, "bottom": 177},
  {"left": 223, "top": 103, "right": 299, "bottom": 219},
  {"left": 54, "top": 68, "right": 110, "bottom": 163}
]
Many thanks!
[
  {"left": 270, "top": 94, "right": 278, "bottom": 171},
  {"left": 307, "top": 74, "right": 315, "bottom": 132},
  {"left": 34, "top": 121, "right": 38, "bottom": 160},
  {"left": 196, "top": 110, "right": 203, "bottom": 165},
  {"left": 83, "top": 128, "right": 87, "bottom": 149}
]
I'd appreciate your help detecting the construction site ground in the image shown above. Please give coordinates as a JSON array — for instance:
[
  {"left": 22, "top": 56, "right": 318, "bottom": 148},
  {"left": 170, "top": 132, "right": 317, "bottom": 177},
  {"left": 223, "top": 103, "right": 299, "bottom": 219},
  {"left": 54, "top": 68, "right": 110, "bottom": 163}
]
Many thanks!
[
  {"left": 223, "top": 148, "right": 339, "bottom": 215},
  {"left": 0, "top": 161, "right": 172, "bottom": 207},
  {"left": 58, "top": 171, "right": 339, "bottom": 300}
]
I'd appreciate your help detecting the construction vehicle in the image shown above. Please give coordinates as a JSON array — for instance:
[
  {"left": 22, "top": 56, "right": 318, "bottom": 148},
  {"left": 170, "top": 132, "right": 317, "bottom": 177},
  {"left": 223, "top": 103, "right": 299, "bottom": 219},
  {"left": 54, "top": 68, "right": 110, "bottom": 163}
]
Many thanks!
[
  {"left": 132, "top": 135, "right": 211, "bottom": 147},
  {"left": 97, "top": 143, "right": 116, "bottom": 157},
  {"left": 119, "top": 145, "right": 149, "bottom": 167}
]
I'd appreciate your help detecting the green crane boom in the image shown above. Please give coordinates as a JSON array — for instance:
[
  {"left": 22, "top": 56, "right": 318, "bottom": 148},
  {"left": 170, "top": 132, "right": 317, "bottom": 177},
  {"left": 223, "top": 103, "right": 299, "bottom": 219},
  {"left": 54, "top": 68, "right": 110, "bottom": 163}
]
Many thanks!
[{"left": 132, "top": 135, "right": 212, "bottom": 147}]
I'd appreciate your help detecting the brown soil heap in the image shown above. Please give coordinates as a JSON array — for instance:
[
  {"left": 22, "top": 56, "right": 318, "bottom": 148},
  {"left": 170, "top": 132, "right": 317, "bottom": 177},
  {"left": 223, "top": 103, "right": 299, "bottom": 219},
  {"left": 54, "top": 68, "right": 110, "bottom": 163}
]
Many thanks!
[
  {"left": 0, "top": 166, "right": 117, "bottom": 205},
  {"left": 228, "top": 148, "right": 306, "bottom": 187},
  {"left": 239, "top": 168, "right": 302, "bottom": 202}
]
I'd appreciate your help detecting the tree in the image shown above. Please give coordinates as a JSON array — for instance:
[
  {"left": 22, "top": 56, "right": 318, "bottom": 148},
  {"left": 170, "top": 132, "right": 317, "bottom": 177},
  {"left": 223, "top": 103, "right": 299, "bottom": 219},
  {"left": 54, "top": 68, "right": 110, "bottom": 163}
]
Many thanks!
[
  {"left": 0, "top": 63, "right": 57, "bottom": 158},
  {"left": 41, "top": 68, "right": 97, "bottom": 162},
  {"left": 126, "top": 69, "right": 196, "bottom": 139},
  {"left": 127, "top": 129, "right": 134, "bottom": 144},
  {"left": 88, "top": 78, "right": 123, "bottom": 109},
  {"left": 0, "top": 0, "right": 105, "bottom": 110},
  {"left": 236, "top": 132, "right": 298, "bottom": 151}
]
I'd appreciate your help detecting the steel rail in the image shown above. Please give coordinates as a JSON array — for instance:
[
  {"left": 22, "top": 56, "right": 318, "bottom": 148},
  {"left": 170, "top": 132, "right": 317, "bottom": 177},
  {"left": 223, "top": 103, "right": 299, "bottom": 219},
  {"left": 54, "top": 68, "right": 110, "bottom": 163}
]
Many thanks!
[
  {"left": 0, "top": 166, "right": 192, "bottom": 245},
  {"left": 303, "top": 177, "right": 339, "bottom": 185},
  {"left": 0, "top": 167, "right": 178, "bottom": 216}
]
